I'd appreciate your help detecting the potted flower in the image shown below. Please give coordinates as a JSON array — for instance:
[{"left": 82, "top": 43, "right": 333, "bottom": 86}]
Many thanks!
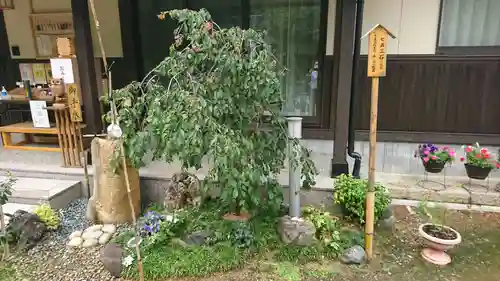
[
  {"left": 418, "top": 223, "right": 461, "bottom": 265},
  {"left": 414, "top": 144, "right": 455, "bottom": 173},
  {"left": 460, "top": 143, "right": 500, "bottom": 180},
  {"left": 417, "top": 202, "right": 461, "bottom": 265}
]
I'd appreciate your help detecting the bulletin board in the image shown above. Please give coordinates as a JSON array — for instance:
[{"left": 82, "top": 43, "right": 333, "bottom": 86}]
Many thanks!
[{"left": 30, "top": 12, "right": 75, "bottom": 58}]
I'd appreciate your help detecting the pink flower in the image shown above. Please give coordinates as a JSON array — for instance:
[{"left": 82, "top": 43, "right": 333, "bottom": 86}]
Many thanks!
[
  {"left": 423, "top": 157, "right": 429, "bottom": 163},
  {"left": 449, "top": 151, "right": 456, "bottom": 157},
  {"left": 431, "top": 156, "right": 437, "bottom": 160},
  {"left": 496, "top": 163, "right": 500, "bottom": 169},
  {"left": 443, "top": 146, "right": 449, "bottom": 150},
  {"left": 423, "top": 150, "right": 430, "bottom": 155},
  {"left": 481, "top": 148, "right": 488, "bottom": 154},
  {"left": 205, "top": 21, "right": 213, "bottom": 31},
  {"left": 460, "top": 157, "right": 465, "bottom": 162},
  {"left": 465, "top": 146, "right": 473, "bottom": 153}
]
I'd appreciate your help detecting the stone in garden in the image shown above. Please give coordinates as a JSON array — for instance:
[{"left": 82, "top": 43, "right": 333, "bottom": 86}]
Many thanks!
[
  {"left": 340, "top": 245, "right": 366, "bottom": 265},
  {"left": 82, "top": 230, "right": 103, "bottom": 240},
  {"left": 277, "top": 215, "right": 316, "bottom": 246},
  {"left": 82, "top": 238, "right": 99, "bottom": 248},
  {"left": 86, "top": 196, "right": 97, "bottom": 223},
  {"left": 85, "top": 224, "right": 103, "bottom": 232},
  {"left": 69, "top": 230, "right": 83, "bottom": 239},
  {"left": 6, "top": 210, "right": 47, "bottom": 249},
  {"left": 377, "top": 207, "right": 395, "bottom": 230},
  {"left": 171, "top": 238, "right": 188, "bottom": 248},
  {"left": 67, "top": 237, "right": 83, "bottom": 247},
  {"left": 100, "top": 243, "right": 123, "bottom": 278},
  {"left": 184, "top": 230, "right": 212, "bottom": 245},
  {"left": 101, "top": 224, "right": 117, "bottom": 234},
  {"left": 99, "top": 233, "right": 112, "bottom": 245}
]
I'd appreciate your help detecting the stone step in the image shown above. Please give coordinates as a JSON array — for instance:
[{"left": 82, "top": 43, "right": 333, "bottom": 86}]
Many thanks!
[
  {"left": 1, "top": 203, "right": 36, "bottom": 227},
  {"left": 0, "top": 176, "right": 82, "bottom": 210}
]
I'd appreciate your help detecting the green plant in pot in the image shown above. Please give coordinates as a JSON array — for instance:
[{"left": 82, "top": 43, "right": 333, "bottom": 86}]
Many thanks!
[
  {"left": 103, "top": 9, "right": 317, "bottom": 219},
  {"left": 416, "top": 201, "right": 461, "bottom": 266},
  {"left": 460, "top": 143, "right": 499, "bottom": 180},
  {"left": 333, "top": 174, "right": 390, "bottom": 225}
]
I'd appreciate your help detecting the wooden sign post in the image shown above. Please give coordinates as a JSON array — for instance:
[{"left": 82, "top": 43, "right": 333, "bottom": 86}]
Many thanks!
[{"left": 362, "top": 24, "right": 396, "bottom": 261}]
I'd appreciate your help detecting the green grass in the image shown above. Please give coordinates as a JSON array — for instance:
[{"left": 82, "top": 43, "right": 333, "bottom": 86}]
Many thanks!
[
  {"left": 118, "top": 205, "right": 346, "bottom": 280},
  {"left": 0, "top": 262, "right": 17, "bottom": 281},
  {"left": 124, "top": 243, "right": 247, "bottom": 279}
]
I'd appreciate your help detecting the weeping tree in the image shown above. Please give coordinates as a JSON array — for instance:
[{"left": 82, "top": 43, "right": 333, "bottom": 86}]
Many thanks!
[{"left": 103, "top": 9, "right": 317, "bottom": 215}]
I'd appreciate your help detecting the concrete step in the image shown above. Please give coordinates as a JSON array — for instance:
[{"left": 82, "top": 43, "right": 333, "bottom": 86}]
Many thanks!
[
  {"left": 1, "top": 203, "right": 36, "bottom": 227},
  {"left": 0, "top": 176, "right": 82, "bottom": 209}
]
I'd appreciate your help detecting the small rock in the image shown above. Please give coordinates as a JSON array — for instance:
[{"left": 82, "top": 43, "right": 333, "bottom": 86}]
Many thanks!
[
  {"left": 99, "top": 233, "right": 112, "bottom": 245},
  {"left": 82, "top": 238, "right": 98, "bottom": 248},
  {"left": 100, "top": 243, "right": 123, "bottom": 278},
  {"left": 69, "top": 231, "right": 83, "bottom": 239},
  {"left": 101, "top": 224, "right": 116, "bottom": 234},
  {"left": 340, "top": 245, "right": 366, "bottom": 264},
  {"left": 377, "top": 215, "right": 396, "bottom": 230},
  {"left": 277, "top": 215, "right": 316, "bottom": 246},
  {"left": 82, "top": 230, "right": 103, "bottom": 240},
  {"left": 184, "top": 230, "right": 211, "bottom": 245},
  {"left": 6, "top": 210, "right": 47, "bottom": 249},
  {"left": 67, "top": 237, "right": 83, "bottom": 247},
  {"left": 171, "top": 238, "right": 188, "bottom": 248},
  {"left": 85, "top": 224, "right": 103, "bottom": 233}
]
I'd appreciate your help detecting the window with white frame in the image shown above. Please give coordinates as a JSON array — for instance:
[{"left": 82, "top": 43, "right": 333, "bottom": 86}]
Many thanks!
[{"left": 438, "top": 0, "right": 500, "bottom": 48}]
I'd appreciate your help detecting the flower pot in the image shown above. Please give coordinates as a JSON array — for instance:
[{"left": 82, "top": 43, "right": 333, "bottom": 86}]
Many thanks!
[
  {"left": 422, "top": 160, "right": 445, "bottom": 174},
  {"left": 464, "top": 163, "right": 492, "bottom": 180},
  {"left": 223, "top": 212, "right": 250, "bottom": 222},
  {"left": 418, "top": 223, "right": 461, "bottom": 265}
]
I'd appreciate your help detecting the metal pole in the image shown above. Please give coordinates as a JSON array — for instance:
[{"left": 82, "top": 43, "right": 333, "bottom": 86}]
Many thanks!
[{"left": 287, "top": 117, "right": 302, "bottom": 218}]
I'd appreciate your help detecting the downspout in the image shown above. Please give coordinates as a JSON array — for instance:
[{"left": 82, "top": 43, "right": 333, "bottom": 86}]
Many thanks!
[{"left": 348, "top": 0, "right": 365, "bottom": 179}]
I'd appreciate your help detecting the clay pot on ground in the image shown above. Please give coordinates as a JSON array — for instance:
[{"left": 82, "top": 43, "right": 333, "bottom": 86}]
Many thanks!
[
  {"left": 464, "top": 163, "right": 492, "bottom": 180},
  {"left": 223, "top": 212, "right": 250, "bottom": 222},
  {"left": 418, "top": 223, "right": 461, "bottom": 265},
  {"left": 422, "top": 159, "right": 445, "bottom": 174}
]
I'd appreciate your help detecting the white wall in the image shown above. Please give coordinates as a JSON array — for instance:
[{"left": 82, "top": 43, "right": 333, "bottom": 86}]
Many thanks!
[{"left": 360, "top": 0, "right": 441, "bottom": 55}]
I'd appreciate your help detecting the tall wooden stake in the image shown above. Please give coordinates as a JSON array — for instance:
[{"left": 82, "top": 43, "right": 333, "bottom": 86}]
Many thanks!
[
  {"left": 88, "top": 0, "right": 144, "bottom": 280},
  {"left": 362, "top": 24, "right": 395, "bottom": 261}
]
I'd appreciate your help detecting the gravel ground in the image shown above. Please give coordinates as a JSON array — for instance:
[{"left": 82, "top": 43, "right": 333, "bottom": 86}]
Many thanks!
[{"left": 7, "top": 198, "right": 133, "bottom": 281}]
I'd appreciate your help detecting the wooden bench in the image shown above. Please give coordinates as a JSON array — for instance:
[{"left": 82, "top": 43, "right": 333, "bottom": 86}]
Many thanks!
[{"left": 0, "top": 121, "right": 85, "bottom": 152}]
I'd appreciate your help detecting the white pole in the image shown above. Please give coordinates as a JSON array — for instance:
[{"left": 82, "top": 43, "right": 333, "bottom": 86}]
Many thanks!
[{"left": 287, "top": 117, "right": 302, "bottom": 218}]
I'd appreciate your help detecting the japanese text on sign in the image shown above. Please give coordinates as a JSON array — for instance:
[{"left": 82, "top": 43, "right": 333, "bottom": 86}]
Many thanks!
[
  {"left": 66, "top": 83, "right": 83, "bottom": 122},
  {"left": 50, "top": 58, "right": 75, "bottom": 83},
  {"left": 367, "top": 27, "right": 388, "bottom": 77}
]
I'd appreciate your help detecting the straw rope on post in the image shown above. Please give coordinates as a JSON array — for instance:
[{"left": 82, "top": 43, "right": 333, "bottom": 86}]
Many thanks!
[
  {"left": 361, "top": 24, "right": 396, "bottom": 261},
  {"left": 88, "top": 0, "right": 144, "bottom": 280}
]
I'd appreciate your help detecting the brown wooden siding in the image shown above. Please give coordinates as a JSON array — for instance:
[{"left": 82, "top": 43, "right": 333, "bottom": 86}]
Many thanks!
[{"left": 353, "top": 55, "right": 500, "bottom": 135}]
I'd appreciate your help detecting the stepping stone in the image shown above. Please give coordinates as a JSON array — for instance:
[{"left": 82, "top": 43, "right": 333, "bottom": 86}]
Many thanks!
[
  {"left": 67, "top": 237, "right": 83, "bottom": 247},
  {"left": 102, "top": 224, "right": 116, "bottom": 234},
  {"left": 99, "top": 233, "right": 112, "bottom": 245},
  {"left": 69, "top": 230, "right": 82, "bottom": 239},
  {"left": 82, "top": 238, "right": 98, "bottom": 248},
  {"left": 82, "top": 230, "right": 103, "bottom": 240},
  {"left": 85, "top": 225, "right": 103, "bottom": 233}
]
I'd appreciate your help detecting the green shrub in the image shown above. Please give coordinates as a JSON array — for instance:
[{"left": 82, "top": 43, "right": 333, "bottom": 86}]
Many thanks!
[
  {"left": 33, "top": 203, "right": 60, "bottom": 230},
  {"left": 333, "top": 174, "right": 390, "bottom": 224}
]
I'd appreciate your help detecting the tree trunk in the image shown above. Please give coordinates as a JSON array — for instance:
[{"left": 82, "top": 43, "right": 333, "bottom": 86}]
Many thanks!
[{"left": 0, "top": 206, "right": 9, "bottom": 260}]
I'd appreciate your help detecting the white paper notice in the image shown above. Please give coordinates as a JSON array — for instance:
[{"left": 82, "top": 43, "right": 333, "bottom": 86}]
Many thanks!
[
  {"left": 50, "top": 58, "right": 74, "bottom": 83},
  {"left": 29, "top": 101, "right": 51, "bottom": 128}
]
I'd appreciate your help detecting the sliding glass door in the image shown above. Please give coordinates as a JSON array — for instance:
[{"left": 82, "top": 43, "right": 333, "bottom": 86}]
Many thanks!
[
  {"left": 249, "top": 0, "right": 322, "bottom": 117},
  {"left": 138, "top": 0, "right": 324, "bottom": 118}
]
